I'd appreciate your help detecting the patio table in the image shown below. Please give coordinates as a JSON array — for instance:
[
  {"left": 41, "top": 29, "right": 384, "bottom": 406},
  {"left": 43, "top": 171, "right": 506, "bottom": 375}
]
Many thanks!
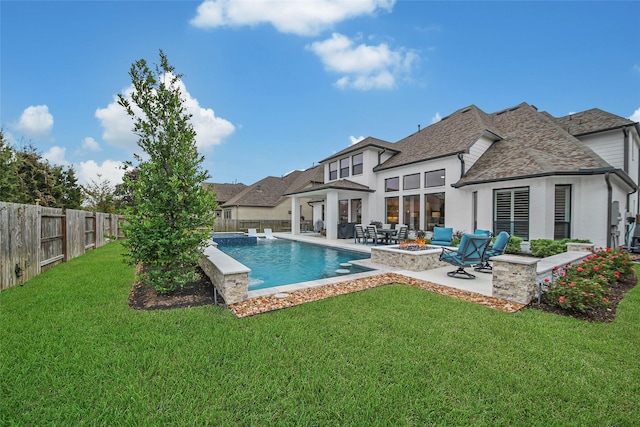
[{"left": 377, "top": 228, "right": 397, "bottom": 244}]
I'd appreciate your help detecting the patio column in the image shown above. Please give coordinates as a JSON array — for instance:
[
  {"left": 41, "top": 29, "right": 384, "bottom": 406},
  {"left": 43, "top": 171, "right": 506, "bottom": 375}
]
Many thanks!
[
  {"left": 326, "top": 190, "right": 338, "bottom": 240},
  {"left": 291, "top": 196, "right": 300, "bottom": 235}
]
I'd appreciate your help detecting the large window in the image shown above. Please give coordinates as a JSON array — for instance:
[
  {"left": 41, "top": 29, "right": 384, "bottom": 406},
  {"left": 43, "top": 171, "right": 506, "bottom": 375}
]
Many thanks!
[
  {"left": 554, "top": 185, "right": 571, "bottom": 239},
  {"left": 385, "top": 177, "right": 399, "bottom": 192},
  {"left": 329, "top": 162, "right": 338, "bottom": 180},
  {"left": 403, "top": 195, "right": 420, "bottom": 230},
  {"left": 386, "top": 197, "right": 399, "bottom": 225},
  {"left": 425, "top": 193, "right": 445, "bottom": 231},
  {"left": 403, "top": 173, "right": 420, "bottom": 190},
  {"left": 352, "top": 153, "right": 363, "bottom": 175},
  {"left": 351, "top": 199, "right": 362, "bottom": 223},
  {"left": 340, "top": 158, "right": 350, "bottom": 178},
  {"left": 426, "top": 169, "right": 446, "bottom": 188},
  {"left": 339, "top": 199, "right": 348, "bottom": 223},
  {"left": 494, "top": 187, "right": 529, "bottom": 240},
  {"left": 224, "top": 209, "right": 232, "bottom": 219}
]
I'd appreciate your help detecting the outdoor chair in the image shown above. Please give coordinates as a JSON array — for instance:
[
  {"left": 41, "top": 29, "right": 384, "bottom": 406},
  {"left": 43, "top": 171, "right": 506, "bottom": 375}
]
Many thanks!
[
  {"left": 391, "top": 225, "right": 409, "bottom": 244},
  {"left": 354, "top": 224, "right": 367, "bottom": 244},
  {"left": 439, "top": 233, "right": 492, "bottom": 279},
  {"left": 475, "top": 231, "right": 510, "bottom": 272},
  {"left": 264, "top": 228, "right": 277, "bottom": 240},
  {"left": 474, "top": 229, "right": 492, "bottom": 237},
  {"left": 248, "top": 228, "right": 258, "bottom": 237},
  {"left": 430, "top": 226, "right": 453, "bottom": 246},
  {"left": 365, "top": 225, "right": 383, "bottom": 245}
]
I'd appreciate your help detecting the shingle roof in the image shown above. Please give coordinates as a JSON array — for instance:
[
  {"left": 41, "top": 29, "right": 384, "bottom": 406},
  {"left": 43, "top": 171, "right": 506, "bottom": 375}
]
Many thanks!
[
  {"left": 202, "top": 182, "right": 247, "bottom": 204},
  {"left": 553, "top": 108, "right": 636, "bottom": 136},
  {"left": 221, "top": 165, "right": 325, "bottom": 207},
  {"left": 285, "top": 179, "right": 374, "bottom": 196},
  {"left": 319, "top": 136, "right": 398, "bottom": 163},
  {"left": 374, "top": 105, "right": 502, "bottom": 171},
  {"left": 454, "top": 103, "right": 613, "bottom": 187}
]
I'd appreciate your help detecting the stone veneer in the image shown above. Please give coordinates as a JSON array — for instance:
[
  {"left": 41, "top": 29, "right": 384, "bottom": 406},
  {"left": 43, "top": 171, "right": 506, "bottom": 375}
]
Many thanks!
[
  {"left": 198, "top": 244, "right": 249, "bottom": 305},
  {"left": 371, "top": 245, "right": 449, "bottom": 271},
  {"left": 491, "top": 255, "right": 539, "bottom": 305}
]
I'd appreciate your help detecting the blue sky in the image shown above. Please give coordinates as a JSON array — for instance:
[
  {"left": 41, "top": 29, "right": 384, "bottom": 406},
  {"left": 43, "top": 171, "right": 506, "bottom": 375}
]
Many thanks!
[{"left": 2, "top": 0, "right": 639, "bottom": 187}]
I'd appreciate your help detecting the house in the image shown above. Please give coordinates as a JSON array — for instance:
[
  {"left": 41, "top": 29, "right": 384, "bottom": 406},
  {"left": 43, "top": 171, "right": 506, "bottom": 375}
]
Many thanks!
[
  {"left": 202, "top": 182, "right": 247, "bottom": 218},
  {"left": 217, "top": 166, "right": 324, "bottom": 231},
  {"left": 286, "top": 102, "right": 640, "bottom": 248}
]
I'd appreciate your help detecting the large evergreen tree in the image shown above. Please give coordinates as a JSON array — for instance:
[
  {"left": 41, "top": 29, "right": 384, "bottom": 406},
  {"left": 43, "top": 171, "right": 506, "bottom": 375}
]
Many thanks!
[{"left": 119, "top": 50, "right": 217, "bottom": 293}]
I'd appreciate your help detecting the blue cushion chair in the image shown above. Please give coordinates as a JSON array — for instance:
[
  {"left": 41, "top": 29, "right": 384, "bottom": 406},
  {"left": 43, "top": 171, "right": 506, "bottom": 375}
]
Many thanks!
[
  {"left": 430, "top": 226, "right": 453, "bottom": 246},
  {"left": 475, "top": 231, "right": 510, "bottom": 272},
  {"left": 474, "top": 229, "right": 492, "bottom": 237},
  {"left": 439, "top": 233, "right": 492, "bottom": 279}
]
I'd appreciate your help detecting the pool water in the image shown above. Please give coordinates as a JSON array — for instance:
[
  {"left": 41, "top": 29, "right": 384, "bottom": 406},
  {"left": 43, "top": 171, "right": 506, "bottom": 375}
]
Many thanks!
[{"left": 216, "top": 239, "right": 372, "bottom": 291}]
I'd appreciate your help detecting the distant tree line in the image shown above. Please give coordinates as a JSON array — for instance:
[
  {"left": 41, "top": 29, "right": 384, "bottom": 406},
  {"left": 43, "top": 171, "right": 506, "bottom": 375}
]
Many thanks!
[{"left": 0, "top": 129, "right": 135, "bottom": 212}]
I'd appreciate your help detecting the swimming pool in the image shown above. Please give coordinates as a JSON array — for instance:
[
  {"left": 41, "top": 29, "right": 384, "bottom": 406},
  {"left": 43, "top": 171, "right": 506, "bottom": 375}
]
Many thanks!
[{"left": 216, "top": 239, "right": 372, "bottom": 291}]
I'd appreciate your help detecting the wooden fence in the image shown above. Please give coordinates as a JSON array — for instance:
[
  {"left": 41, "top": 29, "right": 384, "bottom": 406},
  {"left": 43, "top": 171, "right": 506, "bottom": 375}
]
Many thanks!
[
  {"left": 0, "top": 202, "right": 124, "bottom": 290},
  {"left": 213, "top": 219, "right": 315, "bottom": 233}
]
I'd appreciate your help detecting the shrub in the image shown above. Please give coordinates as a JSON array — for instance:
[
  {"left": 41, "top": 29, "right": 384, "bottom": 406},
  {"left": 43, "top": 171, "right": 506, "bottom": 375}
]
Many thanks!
[
  {"left": 530, "top": 238, "right": 591, "bottom": 258},
  {"left": 543, "top": 247, "right": 633, "bottom": 313},
  {"left": 505, "top": 236, "right": 522, "bottom": 254}
]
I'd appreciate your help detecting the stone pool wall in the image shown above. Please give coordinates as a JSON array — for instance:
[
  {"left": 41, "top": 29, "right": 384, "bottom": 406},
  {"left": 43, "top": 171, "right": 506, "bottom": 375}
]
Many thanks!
[
  {"left": 199, "top": 244, "right": 249, "bottom": 305},
  {"left": 371, "top": 245, "right": 448, "bottom": 271}
]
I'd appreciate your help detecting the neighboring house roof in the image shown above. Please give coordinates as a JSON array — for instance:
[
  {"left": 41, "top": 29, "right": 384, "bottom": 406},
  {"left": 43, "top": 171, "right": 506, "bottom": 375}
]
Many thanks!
[
  {"left": 222, "top": 165, "right": 325, "bottom": 208},
  {"left": 319, "top": 136, "right": 398, "bottom": 163},
  {"left": 553, "top": 108, "right": 637, "bottom": 137},
  {"left": 202, "top": 182, "right": 247, "bottom": 205},
  {"left": 374, "top": 105, "right": 502, "bottom": 172},
  {"left": 454, "top": 103, "right": 628, "bottom": 188}
]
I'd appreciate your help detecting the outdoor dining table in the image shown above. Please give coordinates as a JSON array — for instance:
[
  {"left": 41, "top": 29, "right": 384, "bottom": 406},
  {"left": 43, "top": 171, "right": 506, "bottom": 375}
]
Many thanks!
[{"left": 377, "top": 228, "right": 397, "bottom": 244}]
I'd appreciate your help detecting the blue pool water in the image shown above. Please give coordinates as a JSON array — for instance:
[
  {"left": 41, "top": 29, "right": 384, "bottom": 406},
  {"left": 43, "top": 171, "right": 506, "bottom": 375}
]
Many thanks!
[{"left": 216, "top": 239, "right": 372, "bottom": 291}]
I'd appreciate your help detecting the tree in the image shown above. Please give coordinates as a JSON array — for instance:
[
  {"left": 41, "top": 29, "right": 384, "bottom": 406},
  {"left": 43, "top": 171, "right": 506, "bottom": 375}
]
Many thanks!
[
  {"left": 114, "top": 167, "right": 139, "bottom": 212},
  {"left": 0, "top": 130, "right": 19, "bottom": 201},
  {"left": 82, "top": 174, "right": 117, "bottom": 213},
  {"left": 118, "top": 50, "right": 217, "bottom": 293}
]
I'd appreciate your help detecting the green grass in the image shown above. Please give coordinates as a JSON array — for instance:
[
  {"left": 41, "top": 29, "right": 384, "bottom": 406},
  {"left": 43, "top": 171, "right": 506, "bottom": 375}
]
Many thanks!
[{"left": 2, "top": 242, "right": 639, "bottom": 425}]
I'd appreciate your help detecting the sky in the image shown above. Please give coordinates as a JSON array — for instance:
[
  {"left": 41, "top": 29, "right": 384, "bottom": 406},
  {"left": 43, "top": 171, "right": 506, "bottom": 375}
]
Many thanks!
[{"left": 2, "top": 0, "right": 639, "bottom": 187}]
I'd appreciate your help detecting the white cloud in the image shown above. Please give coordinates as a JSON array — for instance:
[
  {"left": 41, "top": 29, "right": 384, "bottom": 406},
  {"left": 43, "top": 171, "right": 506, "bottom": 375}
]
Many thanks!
[
  {"left": 76, "top": 159, "right": 125, "bottom": 186},
  {"left": 630, "top": 107, "right": 640, "bottom": 123},
  {"left": 634, "top": 64, "right": 640, "bottom": 73},
  {"left": 82, "top": 137, "right": 101, "bottom": 152},
  {"left": 190, "top": 0, "right": 395, "bottom": 36},
  {"left": 431, "top": 112, "right": 442, "bottom": 124},
  {"left": 43, "top": 146, "right": 70, "bottom": 167},
  {"left": 95, "top": 75, "right": 235, "bottom": 154},
  {"left": 15, "top": 105, "right": 54, "bottom": 138},
  {"left": 350, "top": 135, "right": 365, "bottom": 145},
  {"left": 307, "top": 33, "right": 417, "bottom": 90}
]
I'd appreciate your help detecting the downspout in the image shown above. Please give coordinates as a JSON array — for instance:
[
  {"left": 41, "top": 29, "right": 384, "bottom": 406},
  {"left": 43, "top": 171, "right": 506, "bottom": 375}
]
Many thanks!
[
  {"left": 457, "top": 153, "right": 465, "bottom": 177},
  {"left": 605, "top": 172, "right": 612, "bottom": 248},
  {"left": 623, "top": 127, "right": 629, "bottom": 174}
]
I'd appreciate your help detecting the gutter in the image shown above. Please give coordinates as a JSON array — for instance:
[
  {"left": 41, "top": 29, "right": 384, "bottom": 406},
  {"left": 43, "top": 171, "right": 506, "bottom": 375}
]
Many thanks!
[{"left": 605, "top": 172, "right": 613, "bottom": 248}]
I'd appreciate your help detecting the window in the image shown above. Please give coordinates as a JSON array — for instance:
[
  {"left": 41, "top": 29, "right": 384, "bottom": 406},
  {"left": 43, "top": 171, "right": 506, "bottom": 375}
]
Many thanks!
[
  {"left": 339, "top": 199, "right": 348, "bottom": 223},
  {"left": 386, "top": 197, "right": 399, "bottom": 225},
  {"left": 425, "top": 193, "right": 445, "bottom": 231},
  {"left": 403, "top": 195, "right": 420, "bottom": 230},
  {"left": 554, "top": 185, "right": 571, "bottom": 239},
  {"left": 351, "top": 199, "right": 362, "bottom": 223},
  {"left": 224, "top": 209, "right": 232, "bottom": 219},
  {"left": 494, "top": 187, "right": 529, "bottom": 240},
  {"left": 403, "top": 173, "right": 420, "bottom": 190},
  {"left": 340, "top": 158, "right": 350, "bottom": 178},
  {"left": 352, "top": 153, "right": 363, "bottom": 175},
  {"left": 426, "top": 169, "right": 446, "bottom": 188},
  {"left": 385, "top": 177, "right": 399, "bottom": 192},
  {"left": 329, "top": 162, "right": 338, "bottom": 180}
]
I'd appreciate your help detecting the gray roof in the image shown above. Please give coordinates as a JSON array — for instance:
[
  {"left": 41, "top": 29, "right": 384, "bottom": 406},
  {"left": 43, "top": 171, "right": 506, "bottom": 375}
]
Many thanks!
[
  {"left": 202, "top": 182, "right": 247, "bottom": 204},
  {"left": 454, "top": 103, "right": 619, "bottom": 187},
  {"left": 553, "top": 108, "right": 636, "bottom": 136},
  {"left": 285, "top": 178, "right": 374, "bottom": 196},
  {"left": 221, "top": 165, "right": 324, "bottom": 208},
  {"left": 319, "top": 136, "right": 398, "bottom": 163},
  {"left": 374, "top": 105, "right": 502, "bottom": 171}
]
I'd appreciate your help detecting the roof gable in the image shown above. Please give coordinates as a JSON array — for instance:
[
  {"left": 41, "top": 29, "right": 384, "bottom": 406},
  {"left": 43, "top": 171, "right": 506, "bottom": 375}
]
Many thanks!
[{"left": 319, "top": 136, "right": 397, "bottom": 163}]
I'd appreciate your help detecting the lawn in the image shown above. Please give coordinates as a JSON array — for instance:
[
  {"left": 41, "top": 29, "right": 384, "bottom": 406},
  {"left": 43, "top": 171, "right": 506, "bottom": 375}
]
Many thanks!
[{"left": 1, "top": 242, "right": 639, "bottom": 425}]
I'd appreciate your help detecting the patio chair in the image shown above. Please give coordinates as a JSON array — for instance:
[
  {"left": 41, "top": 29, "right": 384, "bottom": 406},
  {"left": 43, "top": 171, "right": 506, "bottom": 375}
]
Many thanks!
[
  {"left": 391, "top": 225, "right": 409, "bottom": 244},
  {"left": 264, "top": 228, "right": 277, "bottom": 240},
  {"left": 474, "top": 229, "right": 492, "bottom": 237},
  {"left": 430, "top": 226, "right": 453, "bottom": 246},
  {"left": 248, "top": 228, "right": 258, "bottom": 237},
  {"left": 439, "top": 233, "right": 492, "bottom": 279},
  {"left": 475, "top": 231, "right": 510, "bottom": 272},
  {"left": 365, "top": 225, "right": 383, "bottom": 245},
  {"left": 354, "top": 224, "right": 367, "bottom": 244}
]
